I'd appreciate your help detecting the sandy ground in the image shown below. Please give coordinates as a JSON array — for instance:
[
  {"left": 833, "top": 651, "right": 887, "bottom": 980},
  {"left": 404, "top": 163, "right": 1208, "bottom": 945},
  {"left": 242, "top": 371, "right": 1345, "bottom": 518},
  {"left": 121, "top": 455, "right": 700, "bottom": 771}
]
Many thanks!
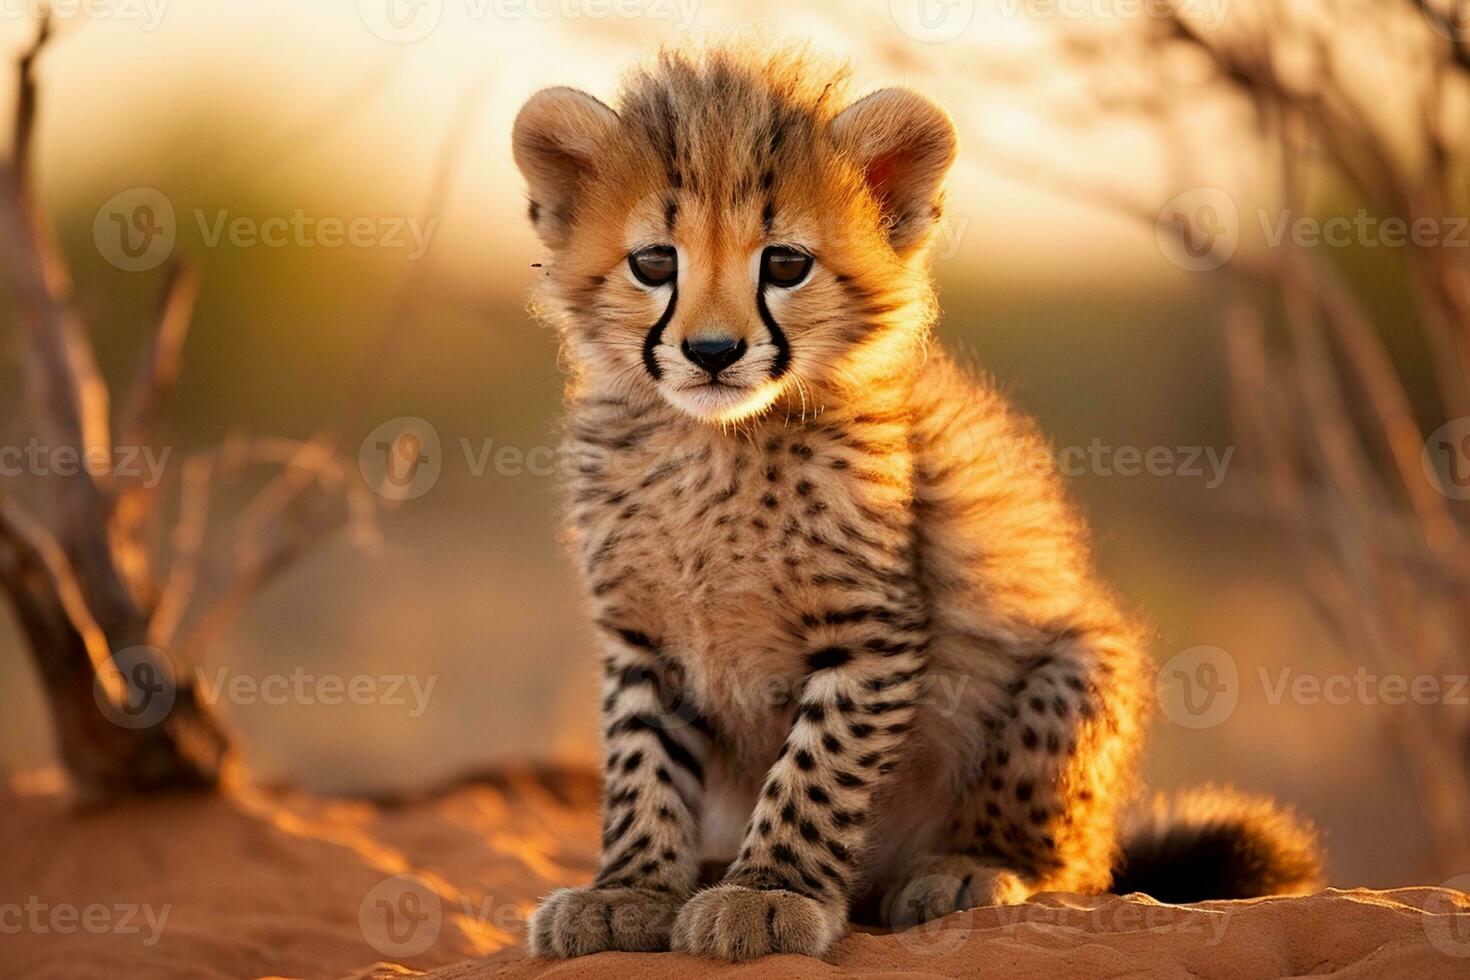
[{"left": 4, "top": 769, "right": 1469, "bottom": 979}]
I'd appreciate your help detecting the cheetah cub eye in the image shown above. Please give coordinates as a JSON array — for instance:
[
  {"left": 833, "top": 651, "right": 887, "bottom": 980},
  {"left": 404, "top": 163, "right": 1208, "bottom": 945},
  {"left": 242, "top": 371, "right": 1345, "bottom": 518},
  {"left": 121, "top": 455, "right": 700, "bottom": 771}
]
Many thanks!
[
  {"left": 629, "top": 246, "right": 677, "bottom": 287},
  {"left": 761, "top": 246, "right": 812, "bottom": 288}
]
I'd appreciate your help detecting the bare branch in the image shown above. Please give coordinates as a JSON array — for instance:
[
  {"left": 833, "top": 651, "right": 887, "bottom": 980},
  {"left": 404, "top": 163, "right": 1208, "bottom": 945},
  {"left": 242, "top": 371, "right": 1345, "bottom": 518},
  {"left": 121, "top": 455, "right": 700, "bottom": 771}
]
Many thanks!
[
  {"left": 0, "top": 491, "right": 120, "bottom": 704},
  {"left": 116, "top": 261, "right": 198, "bottom": 453},
  {"left": 11, "top": 15, "right": 50, "bottom": 197}
]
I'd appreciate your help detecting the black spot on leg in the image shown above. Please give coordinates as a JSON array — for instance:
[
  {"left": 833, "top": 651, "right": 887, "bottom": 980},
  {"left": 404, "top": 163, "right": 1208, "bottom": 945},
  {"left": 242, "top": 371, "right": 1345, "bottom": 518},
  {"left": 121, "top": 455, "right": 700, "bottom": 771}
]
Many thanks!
[{"left": 1016, "top": 781, "right": 1034, "bottom": 803}]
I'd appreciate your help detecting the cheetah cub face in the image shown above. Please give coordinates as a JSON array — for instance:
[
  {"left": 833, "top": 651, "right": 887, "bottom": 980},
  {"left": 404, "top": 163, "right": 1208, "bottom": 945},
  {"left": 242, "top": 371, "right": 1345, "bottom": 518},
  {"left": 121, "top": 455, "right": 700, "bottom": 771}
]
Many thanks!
[{"left": 513, "top": 48, "right": 957, "bottom": 424}]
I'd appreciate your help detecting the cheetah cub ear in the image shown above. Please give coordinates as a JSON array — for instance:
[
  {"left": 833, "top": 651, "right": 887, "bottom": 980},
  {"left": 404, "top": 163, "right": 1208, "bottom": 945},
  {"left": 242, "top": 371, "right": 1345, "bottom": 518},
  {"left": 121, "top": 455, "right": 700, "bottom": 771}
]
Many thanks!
[
  {"left": 831, "top": 88, "right": 958, "bottom": 256},
  {"left": 512, "top": 87, "right": 619, "bottom": 250}
]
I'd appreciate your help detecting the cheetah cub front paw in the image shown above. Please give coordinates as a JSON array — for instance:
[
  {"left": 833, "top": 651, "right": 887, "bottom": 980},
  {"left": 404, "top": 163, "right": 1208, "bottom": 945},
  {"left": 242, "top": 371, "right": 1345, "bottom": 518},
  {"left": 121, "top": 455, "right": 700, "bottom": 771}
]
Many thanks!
[
  {"left": 671, "top": 884, "right": 846, "bottom": 961},
  {"left": 529, "top": 886, "right": 682, "bottom": 957}
]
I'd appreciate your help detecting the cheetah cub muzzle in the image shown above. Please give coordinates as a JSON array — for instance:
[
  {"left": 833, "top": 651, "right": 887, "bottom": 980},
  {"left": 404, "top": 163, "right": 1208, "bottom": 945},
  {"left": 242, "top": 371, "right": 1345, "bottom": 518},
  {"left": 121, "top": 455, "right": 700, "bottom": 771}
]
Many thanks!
[{"left": 513, "top": 44, "right": 1323, "bottom": 962}]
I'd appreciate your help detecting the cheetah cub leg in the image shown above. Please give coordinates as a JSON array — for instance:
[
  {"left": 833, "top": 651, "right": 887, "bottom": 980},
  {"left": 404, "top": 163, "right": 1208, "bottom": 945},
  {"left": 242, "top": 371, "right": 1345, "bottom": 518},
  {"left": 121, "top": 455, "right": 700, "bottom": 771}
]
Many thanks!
[
  {"left": 673, "top": 604, "right": 931, "bottom": 960},
  {"left": 530, "top": 627, "right": 710, "bottom": 957},
  {"left": 884, "top": 626, "right": 1143, "bottom": 927}
]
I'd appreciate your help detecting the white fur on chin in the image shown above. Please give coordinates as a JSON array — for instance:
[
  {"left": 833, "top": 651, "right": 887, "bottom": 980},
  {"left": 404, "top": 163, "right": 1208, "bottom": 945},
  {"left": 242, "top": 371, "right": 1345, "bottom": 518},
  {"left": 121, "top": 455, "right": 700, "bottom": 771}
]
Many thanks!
[{"left": 661, "top": 380, "right": 783, "bottom": 423}]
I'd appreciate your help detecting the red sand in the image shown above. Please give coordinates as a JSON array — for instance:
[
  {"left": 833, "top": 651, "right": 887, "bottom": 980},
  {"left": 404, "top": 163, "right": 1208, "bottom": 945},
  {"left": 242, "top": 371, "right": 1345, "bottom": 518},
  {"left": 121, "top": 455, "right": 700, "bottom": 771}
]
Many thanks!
[{"left": 4, "top": 769, "right": 1468, "bottom": 979}]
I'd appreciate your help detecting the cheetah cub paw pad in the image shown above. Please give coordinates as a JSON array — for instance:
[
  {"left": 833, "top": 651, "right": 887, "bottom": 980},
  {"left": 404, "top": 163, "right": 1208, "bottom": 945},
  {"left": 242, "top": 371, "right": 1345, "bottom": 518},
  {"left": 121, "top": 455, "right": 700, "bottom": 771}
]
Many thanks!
[
  {"left": 671, "top": 884, "right": 845, "bottom": 960},
  {"left": 529, "top": 886, "right": 681, "bottom": 957}
]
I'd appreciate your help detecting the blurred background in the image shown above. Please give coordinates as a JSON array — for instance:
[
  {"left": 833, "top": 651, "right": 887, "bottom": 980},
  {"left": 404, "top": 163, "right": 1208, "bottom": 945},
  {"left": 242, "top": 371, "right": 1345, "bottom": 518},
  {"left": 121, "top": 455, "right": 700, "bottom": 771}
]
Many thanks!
[{"left": 1, "top": 0, "right": 1465, "bottom": 890}]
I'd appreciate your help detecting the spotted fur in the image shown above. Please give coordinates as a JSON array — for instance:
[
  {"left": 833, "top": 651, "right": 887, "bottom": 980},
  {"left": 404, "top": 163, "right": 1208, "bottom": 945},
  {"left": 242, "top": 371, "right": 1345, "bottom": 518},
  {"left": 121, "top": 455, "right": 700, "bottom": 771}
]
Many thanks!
[{"left": 514, "top": 43, "right": 1322, "bottom": 962}]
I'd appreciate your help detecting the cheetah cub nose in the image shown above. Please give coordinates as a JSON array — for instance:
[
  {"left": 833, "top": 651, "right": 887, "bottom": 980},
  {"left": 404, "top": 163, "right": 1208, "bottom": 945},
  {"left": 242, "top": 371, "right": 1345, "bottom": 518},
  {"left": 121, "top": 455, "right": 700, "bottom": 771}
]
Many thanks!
[{"left": 682, "top": 336, "right": 747, "bottom": 377}]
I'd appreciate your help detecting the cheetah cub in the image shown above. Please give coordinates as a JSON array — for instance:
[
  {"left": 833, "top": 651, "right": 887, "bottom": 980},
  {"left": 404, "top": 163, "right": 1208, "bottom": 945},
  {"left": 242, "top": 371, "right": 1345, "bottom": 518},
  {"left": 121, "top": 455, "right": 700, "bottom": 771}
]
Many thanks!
[{"left": 514, "top": 45, "right": 1322, "bottom": 962}]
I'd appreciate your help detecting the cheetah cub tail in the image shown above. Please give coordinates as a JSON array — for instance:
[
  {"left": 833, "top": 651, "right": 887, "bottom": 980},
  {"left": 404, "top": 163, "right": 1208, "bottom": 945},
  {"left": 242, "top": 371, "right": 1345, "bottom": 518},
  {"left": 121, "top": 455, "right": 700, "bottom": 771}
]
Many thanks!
[{"left": 1111, "top": 785, "right": 1325, "bottom": 903}]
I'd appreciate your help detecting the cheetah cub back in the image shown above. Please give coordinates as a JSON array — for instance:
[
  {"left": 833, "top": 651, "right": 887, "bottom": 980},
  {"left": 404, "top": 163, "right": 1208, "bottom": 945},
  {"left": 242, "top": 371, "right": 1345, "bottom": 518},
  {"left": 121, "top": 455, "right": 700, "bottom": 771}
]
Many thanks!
[{"left": 513, "top": 43, "right": 1323, "bottom": 962}]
